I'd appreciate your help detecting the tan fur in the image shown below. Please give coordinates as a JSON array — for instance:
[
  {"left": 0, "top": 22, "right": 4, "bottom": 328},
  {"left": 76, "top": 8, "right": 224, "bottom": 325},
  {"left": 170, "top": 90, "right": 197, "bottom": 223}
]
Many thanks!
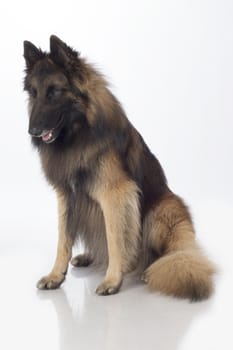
[
  {"left": 91, "top": 152, "right": 141, "bottom": 294},
  {"left": 37, "top": 189, "right": 72, "bottom": 289},
  {"left": 142, "top": 194, "right": 216, "bottom": 300}
]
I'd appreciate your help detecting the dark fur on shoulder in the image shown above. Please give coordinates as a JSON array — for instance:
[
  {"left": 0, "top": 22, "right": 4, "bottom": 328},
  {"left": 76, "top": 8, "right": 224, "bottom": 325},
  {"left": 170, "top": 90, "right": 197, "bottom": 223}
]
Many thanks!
[{"left": 23, "top": 35, "right": 216, "bottom": 300}]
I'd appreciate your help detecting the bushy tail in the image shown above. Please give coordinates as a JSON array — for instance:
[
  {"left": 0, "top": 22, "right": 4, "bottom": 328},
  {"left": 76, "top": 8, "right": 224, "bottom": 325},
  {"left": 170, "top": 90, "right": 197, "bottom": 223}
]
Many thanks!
[
  {"left": 142, "top": 193, "right": 216, "bottom": 301},
  {"left": 143, "top": 247, "right": 216, "bottom": 301}
]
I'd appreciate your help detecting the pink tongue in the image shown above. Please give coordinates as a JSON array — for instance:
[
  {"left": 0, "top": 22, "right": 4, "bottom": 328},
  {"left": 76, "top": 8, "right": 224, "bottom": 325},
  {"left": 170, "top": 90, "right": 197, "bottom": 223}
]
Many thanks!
[{"left": 42, "top": 131, "right": 53, "bottom": 142}]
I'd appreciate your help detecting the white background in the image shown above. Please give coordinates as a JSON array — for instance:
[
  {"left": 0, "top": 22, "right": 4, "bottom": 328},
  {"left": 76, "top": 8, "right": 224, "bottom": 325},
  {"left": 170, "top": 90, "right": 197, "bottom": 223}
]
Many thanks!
[{"left": 0, "top": 1, "right": 232, "bottom": 349}]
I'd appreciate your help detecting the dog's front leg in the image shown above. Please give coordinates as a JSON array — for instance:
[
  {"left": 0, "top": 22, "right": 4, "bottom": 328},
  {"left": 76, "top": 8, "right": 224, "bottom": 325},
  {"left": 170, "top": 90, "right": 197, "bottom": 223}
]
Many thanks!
[
  {"left": 37, "top": 189, "right": 72, "bottom": 290},
  {"left": 94, "top": 178, "right": 140, "bottom": 296}
]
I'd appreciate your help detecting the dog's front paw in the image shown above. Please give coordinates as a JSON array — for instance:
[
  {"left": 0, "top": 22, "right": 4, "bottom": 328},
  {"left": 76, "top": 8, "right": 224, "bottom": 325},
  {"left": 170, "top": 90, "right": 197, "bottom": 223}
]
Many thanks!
[
  {"left": 95, "top": 279, "right": 122, "bottom": 296},
  {"left": 36, "top": 273, "right": 65, "bottom": 290}
]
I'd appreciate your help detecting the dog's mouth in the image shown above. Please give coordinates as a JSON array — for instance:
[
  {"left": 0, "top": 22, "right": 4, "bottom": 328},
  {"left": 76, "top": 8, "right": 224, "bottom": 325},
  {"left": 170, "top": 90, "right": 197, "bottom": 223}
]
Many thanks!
[
  {"left": 32, "top": 117, "right": 64, "bottom": 144},
  {"left": 41, "top": 129, "right": 57, "bottom": 143}
]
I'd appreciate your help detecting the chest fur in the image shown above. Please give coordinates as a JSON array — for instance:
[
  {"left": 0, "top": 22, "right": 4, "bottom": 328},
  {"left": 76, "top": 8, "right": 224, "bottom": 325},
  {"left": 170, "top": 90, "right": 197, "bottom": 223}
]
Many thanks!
[{"left": 39, "top": 143, "right": 96, "bottom": 189}]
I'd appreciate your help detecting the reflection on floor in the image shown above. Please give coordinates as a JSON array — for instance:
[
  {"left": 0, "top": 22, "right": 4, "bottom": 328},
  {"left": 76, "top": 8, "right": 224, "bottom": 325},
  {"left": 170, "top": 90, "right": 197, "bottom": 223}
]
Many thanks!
[
  {"left": 0, "top": 201, "right": 232, "bottom": 350},
  {"left": 40, "top": 270, "right": 214, "bottom": 350}
]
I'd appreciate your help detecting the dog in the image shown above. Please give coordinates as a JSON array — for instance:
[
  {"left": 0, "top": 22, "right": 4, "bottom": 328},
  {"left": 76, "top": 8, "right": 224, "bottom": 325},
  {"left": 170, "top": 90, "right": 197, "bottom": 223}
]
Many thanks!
[{"left": 23, "top": 35, "right": 215, "bottom": 300}]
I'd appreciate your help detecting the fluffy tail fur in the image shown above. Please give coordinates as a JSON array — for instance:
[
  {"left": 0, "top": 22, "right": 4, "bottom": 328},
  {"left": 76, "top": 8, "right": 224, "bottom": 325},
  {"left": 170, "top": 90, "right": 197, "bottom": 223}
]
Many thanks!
[{"left": 142, "top": 193, "right": 216, "bottom": 301}]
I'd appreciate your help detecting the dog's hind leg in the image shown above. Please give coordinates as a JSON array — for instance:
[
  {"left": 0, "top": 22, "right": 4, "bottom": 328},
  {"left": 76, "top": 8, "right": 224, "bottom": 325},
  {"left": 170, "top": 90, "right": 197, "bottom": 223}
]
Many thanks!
[
  {"left": 37, "top": 189, "right": 73, "bottom": 290},
  {"left": 142, "top": 193, "right": 216, "bottom": 301}
]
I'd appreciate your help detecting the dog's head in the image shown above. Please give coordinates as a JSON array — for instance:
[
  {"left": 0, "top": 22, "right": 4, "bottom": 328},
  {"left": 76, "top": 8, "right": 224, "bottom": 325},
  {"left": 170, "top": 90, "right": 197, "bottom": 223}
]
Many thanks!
[{"left": 23, "top": 35, "right": 89, "bottom": 146}]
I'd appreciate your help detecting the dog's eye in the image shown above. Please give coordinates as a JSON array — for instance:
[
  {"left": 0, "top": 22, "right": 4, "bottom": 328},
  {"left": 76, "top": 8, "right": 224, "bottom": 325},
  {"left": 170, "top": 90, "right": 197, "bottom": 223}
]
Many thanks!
[
  {"left": 47, "top": 86, "right": 63, "bottom": 100},
  {"left": 29, "top": 88, "right": 37, "bottom": 98}
]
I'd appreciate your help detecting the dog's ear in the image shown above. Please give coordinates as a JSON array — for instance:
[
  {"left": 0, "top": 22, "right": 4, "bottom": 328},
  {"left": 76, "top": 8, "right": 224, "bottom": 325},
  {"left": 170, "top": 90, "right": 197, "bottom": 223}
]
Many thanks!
[
  {"left": 23, "top": 41, "right": 44, "bottom": 69},
  {"left": 50, "top": 35, "right": 79, "bottom": 72}
]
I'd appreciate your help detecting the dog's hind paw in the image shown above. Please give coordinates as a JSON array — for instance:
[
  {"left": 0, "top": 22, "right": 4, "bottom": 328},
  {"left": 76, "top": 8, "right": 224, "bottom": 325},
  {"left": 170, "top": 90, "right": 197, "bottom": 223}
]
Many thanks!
[
  {"left": 36, "top": 273, "right": 65, "bottom": 290},
  {"left": 141, "top": 272, "right": 149, "bottom": 283},
  {"left": 71, "top": 254, "right": 92, "bottom": 267}
]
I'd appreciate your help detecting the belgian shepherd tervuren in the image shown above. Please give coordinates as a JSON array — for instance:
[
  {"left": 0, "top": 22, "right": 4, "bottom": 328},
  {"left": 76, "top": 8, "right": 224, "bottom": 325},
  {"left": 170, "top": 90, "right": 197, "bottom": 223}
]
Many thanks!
[{"left": 23, "top": 35, "right": 215, "bottom": 300}]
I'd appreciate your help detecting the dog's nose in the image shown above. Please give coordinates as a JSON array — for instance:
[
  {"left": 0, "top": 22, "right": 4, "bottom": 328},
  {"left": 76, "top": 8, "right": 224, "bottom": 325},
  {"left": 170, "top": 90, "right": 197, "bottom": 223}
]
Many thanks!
[{"left": 28, "top": 127, "right": 42, "bottom": 137}]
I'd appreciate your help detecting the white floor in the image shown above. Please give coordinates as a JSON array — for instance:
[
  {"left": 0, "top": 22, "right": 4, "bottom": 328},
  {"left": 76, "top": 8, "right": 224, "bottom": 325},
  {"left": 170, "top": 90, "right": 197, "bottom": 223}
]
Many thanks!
[{"left": 0, "top": 194, "right": 232, "bottom": 350}]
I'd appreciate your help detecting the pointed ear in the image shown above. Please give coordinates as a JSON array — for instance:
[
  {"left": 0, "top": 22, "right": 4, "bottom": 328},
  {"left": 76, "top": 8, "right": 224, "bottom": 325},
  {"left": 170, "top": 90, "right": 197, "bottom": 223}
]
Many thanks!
[
  {"left": 50, "top": 35, "right": 79, "bottom": 72},
  {"left": 23, "top": 41, "right": 44, "bottom": 69}
]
